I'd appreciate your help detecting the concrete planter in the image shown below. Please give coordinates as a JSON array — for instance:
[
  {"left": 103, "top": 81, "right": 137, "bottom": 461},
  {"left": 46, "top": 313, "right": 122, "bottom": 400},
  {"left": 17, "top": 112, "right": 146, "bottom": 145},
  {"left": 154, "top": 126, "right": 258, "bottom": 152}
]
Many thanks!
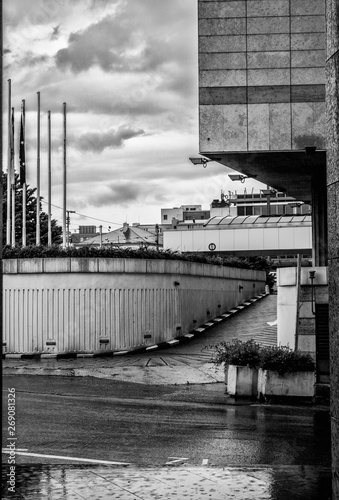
[
  {"left": 227, "top": 365, "right": 258, "bottom": 397},
  {"left": 257, "top": 368, "right": 316, "bottom": 398}
]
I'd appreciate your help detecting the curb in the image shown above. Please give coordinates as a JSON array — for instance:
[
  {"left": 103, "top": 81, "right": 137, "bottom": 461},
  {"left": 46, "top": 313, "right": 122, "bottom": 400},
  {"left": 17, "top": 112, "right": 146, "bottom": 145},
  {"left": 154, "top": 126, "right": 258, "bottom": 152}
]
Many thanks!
[{"left": 3, "top": 293, "right": 269, "bottom": 360}]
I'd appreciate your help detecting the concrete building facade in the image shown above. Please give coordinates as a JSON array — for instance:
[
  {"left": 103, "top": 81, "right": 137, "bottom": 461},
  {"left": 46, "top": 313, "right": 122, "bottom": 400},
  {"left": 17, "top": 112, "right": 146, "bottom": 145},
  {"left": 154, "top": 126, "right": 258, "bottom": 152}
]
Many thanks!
[{"left": 197, "top": 0, "right": 338, "bottom": 493}]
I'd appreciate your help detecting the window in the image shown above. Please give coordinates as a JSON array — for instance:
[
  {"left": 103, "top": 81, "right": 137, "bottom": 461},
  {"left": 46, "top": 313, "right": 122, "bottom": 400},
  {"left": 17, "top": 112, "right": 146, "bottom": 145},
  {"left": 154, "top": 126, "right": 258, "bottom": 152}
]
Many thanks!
[{"left": 163, "top": 215, "right": 168, "bottom": 220}]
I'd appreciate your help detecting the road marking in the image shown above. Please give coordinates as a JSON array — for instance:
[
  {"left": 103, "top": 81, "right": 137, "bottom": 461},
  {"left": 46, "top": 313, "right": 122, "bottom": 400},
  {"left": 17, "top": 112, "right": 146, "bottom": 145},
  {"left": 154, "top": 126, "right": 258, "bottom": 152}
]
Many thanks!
[
  {"left": 166, "top": 457, "right": 189, "bottom": 465},
  {"left": 167, "top": 340, "right": 179, "bottom": 345},
  {"left": 146, "top": 345, "right": 158, "bottom": 351},
  {"left": 184, "top": 334, "right": 194, "bottom": 338},
  {"left": 113, "top": 351, "right": 129, "bottom": 356},
  {"left": 213, "top": 318, "right": 223, "bottom": 322},
  {"left": 204, "top": 322, "right": 214, "bottom": 327},
  {"left": 1, "top": 448, "right": 28, "bottom": 452},
  {"left": 202, "top": 458, "right": 209, "bottom": 465},
  {"left": 1, "top": 450, "right": 130, "bottom": 466},
  {"left": 195, "top": 328, "right": 205, "bottom": 333}
]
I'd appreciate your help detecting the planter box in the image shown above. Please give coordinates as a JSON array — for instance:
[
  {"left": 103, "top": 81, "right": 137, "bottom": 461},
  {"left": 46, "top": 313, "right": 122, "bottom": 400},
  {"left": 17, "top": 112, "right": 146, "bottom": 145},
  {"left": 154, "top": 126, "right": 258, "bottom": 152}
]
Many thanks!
[
  {"left": 257, "top": 368, "right": 316, "bottom": 398},
  {"left": 227, "top": 365, "right": 258, "bottom": 397}
]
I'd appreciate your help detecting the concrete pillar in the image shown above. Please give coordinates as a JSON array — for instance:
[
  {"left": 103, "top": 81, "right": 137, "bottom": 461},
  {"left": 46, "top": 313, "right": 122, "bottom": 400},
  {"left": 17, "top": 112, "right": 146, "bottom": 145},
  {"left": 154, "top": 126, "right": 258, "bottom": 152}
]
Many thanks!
[
  {"left": 326, "top": 0, "right": 339, "bottom": 497},
  {"left": 311, "top": 163, "right": 328, "bottom": 266}
]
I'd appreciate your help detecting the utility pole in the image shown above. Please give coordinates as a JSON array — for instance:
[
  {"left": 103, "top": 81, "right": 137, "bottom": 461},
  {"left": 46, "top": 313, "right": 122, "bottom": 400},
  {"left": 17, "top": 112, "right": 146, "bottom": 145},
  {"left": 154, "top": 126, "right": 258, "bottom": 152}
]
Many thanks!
[
  {"left": 155, "top": 224, "right": 159, "bottom": 251},
  {"left": 66, "top": 210, "right": 75, "bottom": 247}
]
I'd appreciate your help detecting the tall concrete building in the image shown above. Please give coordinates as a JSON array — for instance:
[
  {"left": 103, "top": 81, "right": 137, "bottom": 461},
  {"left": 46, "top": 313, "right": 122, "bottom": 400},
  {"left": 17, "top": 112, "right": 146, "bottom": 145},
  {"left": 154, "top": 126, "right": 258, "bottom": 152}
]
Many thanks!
[
  {"left": 197, "top": 0, "right": 338, "bottom": 494},
  {"left": 198, "top": 0, "right": 327, "bottom": 264}
]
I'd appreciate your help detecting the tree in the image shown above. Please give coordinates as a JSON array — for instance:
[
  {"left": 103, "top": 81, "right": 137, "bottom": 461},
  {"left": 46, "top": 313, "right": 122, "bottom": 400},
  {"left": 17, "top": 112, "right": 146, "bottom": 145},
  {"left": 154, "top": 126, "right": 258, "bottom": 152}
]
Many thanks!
[{"left": 2, "top": 172, "right": 62, "bottom": 246}]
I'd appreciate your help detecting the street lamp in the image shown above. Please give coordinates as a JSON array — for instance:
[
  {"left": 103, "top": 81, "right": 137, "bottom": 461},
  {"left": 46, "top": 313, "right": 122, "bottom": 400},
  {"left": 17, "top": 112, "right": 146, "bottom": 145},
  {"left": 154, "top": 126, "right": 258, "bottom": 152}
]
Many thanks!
[
  {"left": 288, "top": 202, "right": 304, "bottom": 215},
  {"left": 189, "top": 157, "right": 221, "bottom": 168},
  {"left": 261, "top": 189, "right": 276, "bottom": 216},
  {"left": 228, "top": 174, "right": 256, "bottom": 183}
]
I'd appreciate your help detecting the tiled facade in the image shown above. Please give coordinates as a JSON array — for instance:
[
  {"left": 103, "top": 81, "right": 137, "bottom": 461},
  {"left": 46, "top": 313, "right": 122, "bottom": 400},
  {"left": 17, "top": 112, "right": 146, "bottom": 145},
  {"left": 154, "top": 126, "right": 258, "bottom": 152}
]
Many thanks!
[{"left": 198, "top": 0, "right": 326, "bottom": 152}]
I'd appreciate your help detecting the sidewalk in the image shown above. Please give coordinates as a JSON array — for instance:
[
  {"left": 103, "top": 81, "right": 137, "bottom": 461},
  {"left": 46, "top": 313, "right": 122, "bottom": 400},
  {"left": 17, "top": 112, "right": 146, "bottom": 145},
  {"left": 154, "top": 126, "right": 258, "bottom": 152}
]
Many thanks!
[
  {"left": 1, "top": 464, "right": 332, "bottom": 499},
  {"left": 3, "top": 294, "right": 277, "bottom": 386}
]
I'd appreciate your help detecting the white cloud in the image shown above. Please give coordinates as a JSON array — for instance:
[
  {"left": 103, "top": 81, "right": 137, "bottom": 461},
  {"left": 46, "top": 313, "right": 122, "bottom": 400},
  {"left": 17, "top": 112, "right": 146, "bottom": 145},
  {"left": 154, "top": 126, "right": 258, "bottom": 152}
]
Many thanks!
[{"left": 3, "top": 0, "right": 244, "bottom": 229}]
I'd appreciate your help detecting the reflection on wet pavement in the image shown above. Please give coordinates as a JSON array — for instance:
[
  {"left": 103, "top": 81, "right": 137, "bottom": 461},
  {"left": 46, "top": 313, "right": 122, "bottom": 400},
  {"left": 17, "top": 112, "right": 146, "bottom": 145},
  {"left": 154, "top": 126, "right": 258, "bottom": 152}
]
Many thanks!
[{"left": 1, "top": 464, "right": 332, "bottom": 499}]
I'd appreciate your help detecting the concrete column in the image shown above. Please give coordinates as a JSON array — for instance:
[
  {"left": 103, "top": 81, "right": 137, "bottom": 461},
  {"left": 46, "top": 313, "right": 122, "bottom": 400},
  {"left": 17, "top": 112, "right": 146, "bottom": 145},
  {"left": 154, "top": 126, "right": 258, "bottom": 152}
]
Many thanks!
[
  {"left": 326, "top": 0, "right": 339, "bottom": 497},
  {"left": 311, "top": 163, "right": 328, "bottom": 266}
]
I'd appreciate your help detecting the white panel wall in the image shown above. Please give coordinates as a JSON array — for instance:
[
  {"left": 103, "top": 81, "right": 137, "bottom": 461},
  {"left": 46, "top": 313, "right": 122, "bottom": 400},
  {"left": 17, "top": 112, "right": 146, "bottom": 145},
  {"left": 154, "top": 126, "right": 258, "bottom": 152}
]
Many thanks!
[{"left": 163, "top": 225, "right": 312, "bottom": 253}]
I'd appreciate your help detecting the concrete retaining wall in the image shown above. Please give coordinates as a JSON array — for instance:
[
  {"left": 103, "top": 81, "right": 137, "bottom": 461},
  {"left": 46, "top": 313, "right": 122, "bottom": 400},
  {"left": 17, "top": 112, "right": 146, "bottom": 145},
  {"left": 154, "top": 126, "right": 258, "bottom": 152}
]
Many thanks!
[{"left": 3, "top": 258, "right": 266, "bottom": 354}]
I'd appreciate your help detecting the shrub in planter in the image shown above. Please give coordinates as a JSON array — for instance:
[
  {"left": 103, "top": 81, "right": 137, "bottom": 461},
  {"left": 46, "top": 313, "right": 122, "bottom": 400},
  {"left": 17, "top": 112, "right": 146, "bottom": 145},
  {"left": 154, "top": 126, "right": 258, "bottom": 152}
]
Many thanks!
[
  {"left": 211, "top": 339, "right": 261, "bottom": 397},
  {"left": 258, "top": 346, "right": 316, "bottom": 398},
  {"left": 211, "top": 339, "right": 261, "bottom": 368},
  {"left": 258, "top": 346, "right": 315, "bottom": 376}
]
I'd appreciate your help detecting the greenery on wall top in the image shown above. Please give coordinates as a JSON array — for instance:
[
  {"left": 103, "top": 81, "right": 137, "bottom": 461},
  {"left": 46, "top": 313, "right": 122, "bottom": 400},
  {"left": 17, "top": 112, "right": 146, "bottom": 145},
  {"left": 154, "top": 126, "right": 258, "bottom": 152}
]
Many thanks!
[{"left": 3, "top": 244, "right": 271, "bottom": 271}]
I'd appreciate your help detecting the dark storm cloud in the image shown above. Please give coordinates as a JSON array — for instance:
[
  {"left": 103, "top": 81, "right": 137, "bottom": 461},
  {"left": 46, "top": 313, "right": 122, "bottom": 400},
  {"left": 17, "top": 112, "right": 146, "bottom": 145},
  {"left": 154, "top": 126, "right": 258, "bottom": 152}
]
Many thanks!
[
  {"left": 24, "top": 51, "right": 50, "bottom": 67},
  {"left": 55, "top": 15, "right": 133, "bottom": 73},
  {"left": 55, "top": 1, "right": 196, "bottom": 75},
  {"left": 87, "top": 181, "right": 141, "bottom": 207},
  {"left": 74, "top": 126, "right": 145, "bottom": 152}
]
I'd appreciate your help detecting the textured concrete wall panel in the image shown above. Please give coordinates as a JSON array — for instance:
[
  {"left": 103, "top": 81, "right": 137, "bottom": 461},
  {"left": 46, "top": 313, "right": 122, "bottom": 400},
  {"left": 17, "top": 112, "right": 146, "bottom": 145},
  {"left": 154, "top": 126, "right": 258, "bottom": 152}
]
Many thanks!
[
  {"left": 247, "top": 16, "right": 290, "bottom": 34},
  {"left": 248, "top": 85, "right": 290, "bottom": 103},
  {"left": 248, "top": 51, "right": 290, "bottom": 69},
  {"left": 248, "top": 104, "right": 269, "bottom": 150},
  {"left": 291, "top": 50, "right": 325, "bottom": 68},
  {"left": 199, "top": 17, "right": 246, "bottom": 35},
  {"left": 247, "top": 0, "right": 289, "bottom": 17},
  {"left": 198, "top": 1, "right": 246, "bottom": 19},
  {"left": 199, "top": 104, "right": 224, "bottom": 151},
  {"left": 327, "top": 183, "right": 339, "bottom": 260},
  {"left": 247, "top": 34, "right": 290, "bottom": 51},
  {"left": 201, "top": 104, "right": 248, "bottom": 151},
  {"left": 248, "top": 68, "right": 290, "bottom": 86},
  {"left": 291, "top": 84, "right": 325, "bottom": 103},
  {"left": 200, "top": 69, "right": 246, "bottom": 87},
  {"left": 269, "top": 103, "right": 291, "bottom": 150},
  {"left": 199, "top": 35, "right": 246, "bottom": 52},
  {"left": 326, "top": 58, "right": 339, "bottom": 185},
  {"left": 291, "top": 15, "right": 325, "bottom": 33},
  {"left": 291, "top": 33, "right": 326, "bottom": 51},
  {"left": 297, "top": 335, "right": 316, "bottom": 353},
  {"left": 199, "top": 52, "right": 246, "bottom": 70},
  {"left": 222, "top": 104, "right": 248, "bottom": 150},
  {"left": 292, "top": 68, "right": 326, "bottom": 86},
  {"left": 292, "top": 102, "right": 326, "bottom": 149},
  {"left": 290, "top": 0, "right": 325, "bottom": 16},
  {"left": 199, "top": 86, "right": 246, "bottom": 105}
]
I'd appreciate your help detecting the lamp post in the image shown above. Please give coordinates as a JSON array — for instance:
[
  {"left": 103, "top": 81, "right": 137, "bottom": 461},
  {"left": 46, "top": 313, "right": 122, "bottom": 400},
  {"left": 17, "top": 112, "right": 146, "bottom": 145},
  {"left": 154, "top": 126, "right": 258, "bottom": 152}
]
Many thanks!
[
  {"left": 66, "top": 210, "right": 75, "bottom": 247},
  {"left": 261, "top": 188, "right": 276, "bottom": 216}
]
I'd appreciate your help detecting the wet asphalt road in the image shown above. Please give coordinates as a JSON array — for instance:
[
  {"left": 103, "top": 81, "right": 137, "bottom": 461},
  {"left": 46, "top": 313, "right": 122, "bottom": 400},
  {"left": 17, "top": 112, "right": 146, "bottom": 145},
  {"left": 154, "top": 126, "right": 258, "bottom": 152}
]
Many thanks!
[{"left": 2, "top": 375, "right": 331, "bottom": 469}]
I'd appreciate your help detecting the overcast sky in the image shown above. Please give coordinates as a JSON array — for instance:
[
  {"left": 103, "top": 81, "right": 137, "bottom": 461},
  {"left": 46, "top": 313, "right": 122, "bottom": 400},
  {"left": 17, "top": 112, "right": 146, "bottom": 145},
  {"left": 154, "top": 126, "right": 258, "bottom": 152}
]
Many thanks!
[{"left": 3, "top": 0, "right": 264, "bottom": 232}]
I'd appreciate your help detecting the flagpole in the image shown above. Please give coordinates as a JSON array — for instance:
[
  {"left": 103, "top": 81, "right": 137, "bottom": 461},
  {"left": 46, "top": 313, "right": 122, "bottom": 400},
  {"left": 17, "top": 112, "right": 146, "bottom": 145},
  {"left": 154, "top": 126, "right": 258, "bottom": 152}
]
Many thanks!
[
  {"left": 48, "top": 110, "right": 52, "bottom": 246},
  {"left": 22, "top": 100, "right": 26, "bottom": 246},
  {"left": 62, "top": 102, "right": 67, "bottom": 248},
  {"left": 11, "top": 107, "right": 15, "bottom": 247},
  {"left": 6, "top": 79, "right": 11, "bottom": 245},
  {"left": 36, "top": 91, "right": 41, "bottom": 245}
]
